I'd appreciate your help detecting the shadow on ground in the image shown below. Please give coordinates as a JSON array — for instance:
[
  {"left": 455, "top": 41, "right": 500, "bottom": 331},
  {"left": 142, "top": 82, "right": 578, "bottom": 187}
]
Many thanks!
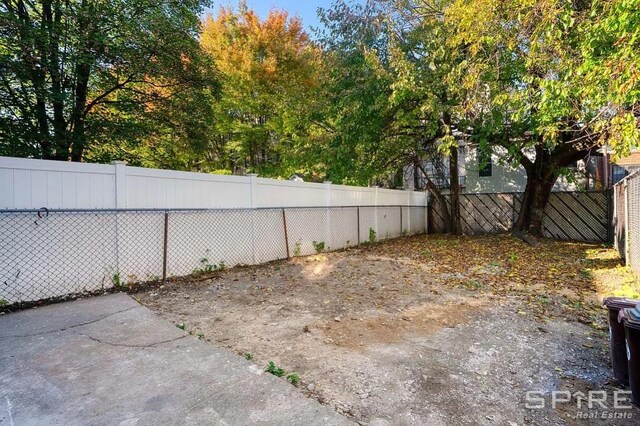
[{"left": 136, "top": 234, "right": 640, "bottom": 425}]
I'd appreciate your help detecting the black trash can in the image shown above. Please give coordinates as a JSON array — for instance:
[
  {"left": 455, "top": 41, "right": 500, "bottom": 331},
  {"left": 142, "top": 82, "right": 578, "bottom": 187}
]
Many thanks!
[
  {"left": 623, "top": 305, "right": 640, "bottom": 407},
  {"left": 603, "top": 297, "right": 640, "bottom": 386}
]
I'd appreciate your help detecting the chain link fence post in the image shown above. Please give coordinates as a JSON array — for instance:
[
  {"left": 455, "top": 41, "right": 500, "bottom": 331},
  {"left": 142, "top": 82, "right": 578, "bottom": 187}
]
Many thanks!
[
  {"left": 162, "top": 211, "right": 169, "bottom": 285},
  {"left": 625, "top": 179, "right": 631, "bottom": 262},
  {"left": 282, "top": 208, "right": 290, "bottom": 259},
  {"left": 356, "top": 207, "right": 361, "bottom": 244}
]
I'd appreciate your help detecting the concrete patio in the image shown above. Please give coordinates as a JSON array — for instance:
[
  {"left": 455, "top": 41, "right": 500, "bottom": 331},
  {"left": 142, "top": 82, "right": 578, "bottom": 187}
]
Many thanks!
[{"left": 0, "top": 294, "right": 351, "bottom": 425}]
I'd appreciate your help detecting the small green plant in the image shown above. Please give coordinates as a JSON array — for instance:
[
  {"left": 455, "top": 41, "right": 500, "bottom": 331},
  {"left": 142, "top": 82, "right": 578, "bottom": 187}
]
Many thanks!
[
  {"left": 176, "top": 323, "right": 186, "bottom": 330},
  {"left": 368, "top": 227, "right": 377, "bottom": 244},
  {"left": 420, "top": 248, "right": 431, "bottom": 255},
  {"left": 508, "top": 252, "right": 517, "bottom": 263},
  {"left": 194, "top": 251, "right": 226, "bottom": 275},
  {"left": 196, "top": 332, "right": 205, "bottom": 340},
  {"left": 111, "top": 272, "right": 125, "bottom": 288},
  {"left": 244, "top": 352, "right": 254, "bottom": 361},
  {"left": 402, "top": 229, "right": 408, "bottom": 237},
  {"left": 312, "top": 241, "right": 325, "bottom": 254},
  {"left": 286, "top": 373, "right": 300, "bottom": 385},
  {"left": 265, "top": 361, "right": 285, "bottom": 377},
  {"left": 0, "top": 299, "right": 7, "bottom": 307},
  {"left": 293, "top": 241, "right": 302, "bottom": 257}
]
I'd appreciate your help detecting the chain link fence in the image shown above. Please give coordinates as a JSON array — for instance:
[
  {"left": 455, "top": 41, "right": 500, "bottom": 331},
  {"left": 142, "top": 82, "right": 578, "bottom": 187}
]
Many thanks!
[
  {"left": 0, "top": 205, "right": 427, "bottom": 308},
  {"left": 614, "top": 172, "right": 640, "bottom": 278}
]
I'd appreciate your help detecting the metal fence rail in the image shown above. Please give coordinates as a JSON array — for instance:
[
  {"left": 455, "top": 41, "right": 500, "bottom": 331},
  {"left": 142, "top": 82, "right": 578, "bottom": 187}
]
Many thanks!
[
  {"left": 0, "top": 205, "right": 427, "bottom": 307},
  {"left": 614, "top": 183, "right": 626, "bottom": 258},
  {"left": 617, "top": 173, "right": 640, "bottom": 277},
  {"left": 429, "top": 191, "right": 610, "bottom": 243}
]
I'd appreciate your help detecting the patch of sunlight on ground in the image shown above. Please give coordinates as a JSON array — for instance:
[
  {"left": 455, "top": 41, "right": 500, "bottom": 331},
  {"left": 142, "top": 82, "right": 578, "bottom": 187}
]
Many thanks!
[{"left": 585, "top": 247, "right": 640, "bottom": 299}]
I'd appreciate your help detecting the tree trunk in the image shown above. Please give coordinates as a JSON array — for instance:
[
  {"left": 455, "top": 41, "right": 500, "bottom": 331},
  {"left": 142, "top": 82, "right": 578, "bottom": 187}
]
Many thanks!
[
  {"left": 46, "top": 0, "right": 68, "bottom": 159},
  {"left": 529, "top": 178, "right": 555, "bottom": 236},
  {"left": 513, "top": 159, "right": 558, "bottom": 237},
  {"left": 441, "top": 105, "right": 461, "bottom": 234},
  {"left": 513, "top": 142, "right": 591, "bottom": 237},
  {"left": 69, "top": 66, "right": 89, "bottom": 162}
]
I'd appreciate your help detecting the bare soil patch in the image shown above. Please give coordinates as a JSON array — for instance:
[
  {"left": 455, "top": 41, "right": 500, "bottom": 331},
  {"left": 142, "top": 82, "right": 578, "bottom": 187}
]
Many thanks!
[{"left": 136, "top": 234, "right": 639, "bottom": 425}]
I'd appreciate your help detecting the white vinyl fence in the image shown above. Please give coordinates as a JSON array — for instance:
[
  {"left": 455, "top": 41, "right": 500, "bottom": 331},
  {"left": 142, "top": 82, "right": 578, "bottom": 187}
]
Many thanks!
[
  {"left": 0, "top": 156, "right": 426, "bottom": 209},
  {"left": 0, "top": 157, "right": 428, "bottom": 305}
]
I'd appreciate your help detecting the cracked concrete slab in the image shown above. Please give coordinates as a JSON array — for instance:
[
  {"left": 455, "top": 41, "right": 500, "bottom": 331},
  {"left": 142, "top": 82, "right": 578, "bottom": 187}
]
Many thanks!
[{"left": 0, "top": 294, "right": 352, "bottom": 426}]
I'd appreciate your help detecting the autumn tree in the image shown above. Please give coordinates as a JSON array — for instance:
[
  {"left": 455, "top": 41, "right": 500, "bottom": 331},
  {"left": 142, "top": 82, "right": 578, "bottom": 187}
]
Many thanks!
[
  {"left": 0, "top": 0, "right": 216, "bottom": 162},
  {"left": 447, "top": 0, "right": 640, "bottom": 236},
  {"left": 201, "top": 3, "right": 323, "bottom": 176}
]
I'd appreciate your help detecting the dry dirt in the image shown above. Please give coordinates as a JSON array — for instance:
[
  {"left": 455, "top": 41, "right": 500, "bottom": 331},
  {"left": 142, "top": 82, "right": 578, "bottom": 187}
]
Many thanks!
[{"left": 135, "top": 234, "right": 639, "bottom": 425}]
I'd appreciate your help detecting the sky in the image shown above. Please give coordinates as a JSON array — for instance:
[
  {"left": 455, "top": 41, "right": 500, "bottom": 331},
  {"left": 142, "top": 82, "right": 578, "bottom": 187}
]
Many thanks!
[{"left": 205, "top": 1, "right": 364, "bottom": 33}]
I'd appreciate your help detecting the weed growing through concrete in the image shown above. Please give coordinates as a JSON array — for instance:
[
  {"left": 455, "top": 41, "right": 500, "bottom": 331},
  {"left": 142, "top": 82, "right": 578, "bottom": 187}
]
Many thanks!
[
  {"left": 286, "top": 373, "right": 300, "bottom": 385},
  {"left": 265, "top": 361, "right": 285, "bottom": 377}
]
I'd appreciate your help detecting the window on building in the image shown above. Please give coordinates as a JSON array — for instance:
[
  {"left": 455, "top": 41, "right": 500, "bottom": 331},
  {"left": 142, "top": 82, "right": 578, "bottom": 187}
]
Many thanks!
[
  {"left": 612, "top": 165, "right": 627, "bottom": 185},
  {"left": 478, "top": 149, "right": 492, "bottom": 177}
]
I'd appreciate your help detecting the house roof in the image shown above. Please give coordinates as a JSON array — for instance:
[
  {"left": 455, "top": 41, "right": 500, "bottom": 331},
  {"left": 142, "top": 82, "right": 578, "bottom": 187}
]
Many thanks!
[{"left": 613, "top": 152, "right": 640, "bottom": 166}]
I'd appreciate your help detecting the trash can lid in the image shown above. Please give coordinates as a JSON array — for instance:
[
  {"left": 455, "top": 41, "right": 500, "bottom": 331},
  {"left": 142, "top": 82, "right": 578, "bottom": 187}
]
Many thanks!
[
  {"left": 603, "top": 297, "right": 640, "bottom": 310},
  {"left": 624, "top": 305, "right": 640, "bottom": 330}
]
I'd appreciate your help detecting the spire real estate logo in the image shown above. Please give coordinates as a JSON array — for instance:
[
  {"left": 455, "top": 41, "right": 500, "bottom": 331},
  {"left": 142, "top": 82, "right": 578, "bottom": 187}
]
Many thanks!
[{"left": 525, "top": 390, "right": 635, "bottom": 420}]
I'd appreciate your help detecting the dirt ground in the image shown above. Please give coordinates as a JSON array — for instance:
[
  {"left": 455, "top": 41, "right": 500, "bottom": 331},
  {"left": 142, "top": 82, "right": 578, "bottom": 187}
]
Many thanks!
[{"left": 136, "top": 234, "right": 640, "bottom": 425}]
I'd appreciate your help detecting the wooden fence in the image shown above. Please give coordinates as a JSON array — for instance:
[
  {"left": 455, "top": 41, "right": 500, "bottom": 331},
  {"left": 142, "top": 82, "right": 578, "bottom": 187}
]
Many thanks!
[{"left": 429, "top": 191, "right": 611, "bottom": 243}]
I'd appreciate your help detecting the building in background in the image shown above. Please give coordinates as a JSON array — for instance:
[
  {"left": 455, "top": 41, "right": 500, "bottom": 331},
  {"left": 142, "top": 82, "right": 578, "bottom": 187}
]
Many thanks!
[
  {"left": 405, "top": 144, "right": 615, "bottom": 193},
  {"left": 611, "top": 151, "right": 640, "bottom": 185}
]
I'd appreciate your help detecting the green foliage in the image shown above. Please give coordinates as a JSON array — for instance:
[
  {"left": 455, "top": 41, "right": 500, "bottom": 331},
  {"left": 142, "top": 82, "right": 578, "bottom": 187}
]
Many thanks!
[
  {"left": 111, "top": 272, "right": 125, "bottom": 289},
  {"left": 264, "top": 361, "right": 300, "bottom": 385},
  {"left": 312, "top": 241, "right": 326, "bottom": 254},
  {"left": 578, "top": 0, "right": 640, "bottom": 156},
  {"left": 0, "top": 299, "right": 7, "bottom": 308},
  {"left": 193, "top": 251, "right": 226, "bottom": 275},
  {"left": 286, "top": 373, "right": 300, "bottom": 385},
  {"left": 265, "top": 361, "right": 285, "bottom": 377},
  {"left": 2, "top": 0, "right": 637, "bottom": 223},
  {"left": 177, "top": 323, "right": 186, "bottom": 330},
  {"left": 368, "top": 228, "right": 377, "bottom": 245},
  {"left": 244, "top": 352, "right": 254, "bottom": 361},
  {"left": 0, "top": 0, "right": 217, "bottom": 162}
]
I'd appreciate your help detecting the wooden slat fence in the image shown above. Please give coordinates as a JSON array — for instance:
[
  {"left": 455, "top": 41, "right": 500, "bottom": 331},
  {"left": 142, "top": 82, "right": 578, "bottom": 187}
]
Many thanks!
[{"left": 429, "top": 191, "right": 610, "bottom": 243}]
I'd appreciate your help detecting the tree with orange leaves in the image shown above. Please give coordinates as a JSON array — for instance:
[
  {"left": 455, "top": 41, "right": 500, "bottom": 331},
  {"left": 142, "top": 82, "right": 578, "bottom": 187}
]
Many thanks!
[{"left": 201, "top": 2, "right": 324, "bottom": 176}]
